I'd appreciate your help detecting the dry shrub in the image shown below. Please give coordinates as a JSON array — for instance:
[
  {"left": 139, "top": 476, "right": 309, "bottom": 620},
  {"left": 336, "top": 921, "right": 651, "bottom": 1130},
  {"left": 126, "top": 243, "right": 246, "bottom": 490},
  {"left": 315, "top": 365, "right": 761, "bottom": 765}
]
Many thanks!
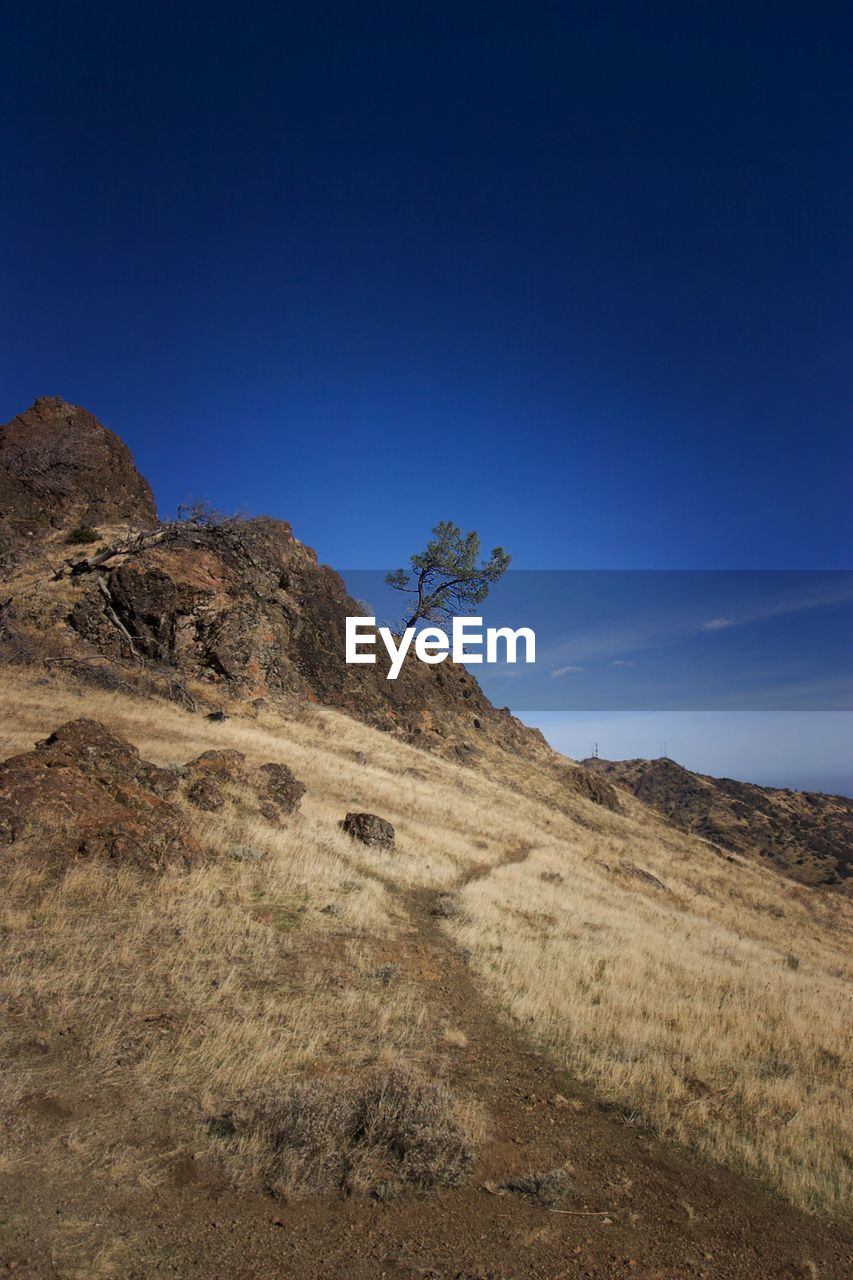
[
  {"left": 65, "top": 524, "right": 100, "bottom": 545},
  {"left": 503, "top": 1167, "right": 571, "bottom": 1206},
  {"left": 430, "top": 892, "right": 463, "bottom": 919},
  {"left": 215, "top": 1067, "right": 479, "bottom": 1199}
]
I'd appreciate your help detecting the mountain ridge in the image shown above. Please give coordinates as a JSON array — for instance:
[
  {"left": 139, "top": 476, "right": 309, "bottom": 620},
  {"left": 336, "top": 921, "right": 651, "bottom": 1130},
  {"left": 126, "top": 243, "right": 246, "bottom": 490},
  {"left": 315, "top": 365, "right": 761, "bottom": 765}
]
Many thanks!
[{"left": 582, "top": 753, "right": 853, "bottom": 891}]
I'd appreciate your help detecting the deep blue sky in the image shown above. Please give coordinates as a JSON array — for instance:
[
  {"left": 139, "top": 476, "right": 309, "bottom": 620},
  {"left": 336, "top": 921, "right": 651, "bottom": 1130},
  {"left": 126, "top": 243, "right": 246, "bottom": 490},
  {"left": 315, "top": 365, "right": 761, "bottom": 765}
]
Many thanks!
[{"left": 2, "top": 3, "right": 850, "bottom": 787}]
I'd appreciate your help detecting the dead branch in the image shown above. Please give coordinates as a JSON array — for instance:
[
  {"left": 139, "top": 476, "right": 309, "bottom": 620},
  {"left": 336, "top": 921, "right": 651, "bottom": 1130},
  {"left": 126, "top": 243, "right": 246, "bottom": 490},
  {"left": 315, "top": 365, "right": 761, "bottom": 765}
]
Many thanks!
[
  {"left": 96, "top": 576, "right": 140, "bottom": 657},
  {"left": 52, "top": 527, "right": 167, "bottom": 580}
]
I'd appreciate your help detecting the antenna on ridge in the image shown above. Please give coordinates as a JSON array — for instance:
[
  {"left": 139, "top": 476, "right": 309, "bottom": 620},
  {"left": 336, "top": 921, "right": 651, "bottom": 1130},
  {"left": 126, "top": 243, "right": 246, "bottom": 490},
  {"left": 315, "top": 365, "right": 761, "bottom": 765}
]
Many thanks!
[{"left": 592, "top": 741, "right": 599, "bottom": 759}]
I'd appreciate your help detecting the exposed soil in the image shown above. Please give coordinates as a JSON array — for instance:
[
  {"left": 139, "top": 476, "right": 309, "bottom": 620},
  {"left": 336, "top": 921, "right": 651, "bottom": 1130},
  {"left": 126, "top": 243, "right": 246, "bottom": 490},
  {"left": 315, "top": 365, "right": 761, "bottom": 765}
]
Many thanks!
[{"left": 1, "top": 847, "right": 850, "bottom": 1279}]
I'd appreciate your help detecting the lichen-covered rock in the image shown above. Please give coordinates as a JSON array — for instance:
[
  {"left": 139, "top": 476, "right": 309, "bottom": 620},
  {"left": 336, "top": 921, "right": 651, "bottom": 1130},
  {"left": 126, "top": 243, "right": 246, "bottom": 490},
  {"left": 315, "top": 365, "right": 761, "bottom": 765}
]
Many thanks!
[
  {"left": 186, "top": 776, "right": 227, "bottom": 812},
  {"left": 181, "top": 749, "right": 304, "bottom": 824},
  {"left": 184, "top": 749, "right": 250, "bottom": 784},
  {"left": 135, "top": 761, "right": 182, "bottom": 797},
  {"left": 32, "top": 717, "right": 138, "bottom": 774},
  {"left": 183, "top": 749, "right": 249, "bottom": 812},
  {"left": 341, "top": 812, "right": 395, "bottom": 848}
]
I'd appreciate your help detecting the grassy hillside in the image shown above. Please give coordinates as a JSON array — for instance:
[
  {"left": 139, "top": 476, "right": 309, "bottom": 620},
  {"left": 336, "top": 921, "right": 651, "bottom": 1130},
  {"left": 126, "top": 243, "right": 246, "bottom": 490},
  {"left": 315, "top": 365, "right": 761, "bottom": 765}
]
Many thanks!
[{"left": 1, "top": 667, "right": 850, "bottom": 1235}]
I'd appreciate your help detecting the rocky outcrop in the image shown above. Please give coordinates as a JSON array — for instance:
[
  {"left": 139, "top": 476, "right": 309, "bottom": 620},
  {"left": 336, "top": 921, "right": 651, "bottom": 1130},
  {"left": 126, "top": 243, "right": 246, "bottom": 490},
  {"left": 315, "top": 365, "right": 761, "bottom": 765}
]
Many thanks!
[
  {"left": 49, "top": 502, "right": 543, "bottom": 757},
  {"left": 0, "top": 719, "right": 198, "bottom": 872},
  {"left": 182, "top": 748, "right": 305, "bottom": 824},
  {"left": 0, "top": 398, "right": 602, "bottom": 793},
  {"left": 567, "top": 767, "right": 621, "bottom": 813},
  {"left": 582, "top": 756, "right": 853, "bottom": 889},
  {"left": 0, "top": 719, "right": 306, "bottom": 873},
  {"left": 0, "top": 398, "right": 157, "bottom": 549}
]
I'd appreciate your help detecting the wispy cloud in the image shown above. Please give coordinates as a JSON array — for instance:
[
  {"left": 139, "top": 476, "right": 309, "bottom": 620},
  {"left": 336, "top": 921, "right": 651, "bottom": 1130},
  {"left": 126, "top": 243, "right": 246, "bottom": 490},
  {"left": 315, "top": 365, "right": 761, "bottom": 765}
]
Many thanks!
[
  {"left": 552, "top": 665, "right": 584, "bottom": 677},
  {"left": 612, "top": 659, "right": 636, "bottom": 666},
  {"left": 538, "top": 575, "right": 853, "bottom": 670}
]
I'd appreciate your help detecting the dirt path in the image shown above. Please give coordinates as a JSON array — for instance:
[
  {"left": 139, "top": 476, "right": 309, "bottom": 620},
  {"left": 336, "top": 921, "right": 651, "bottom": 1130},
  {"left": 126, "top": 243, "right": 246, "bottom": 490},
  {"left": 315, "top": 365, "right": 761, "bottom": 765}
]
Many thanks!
[
  {"left": 154, "top": 852, "right": 851, "bottom": 1277},
  {"left": 3, "top": 846, "right": 851, "bottom": 1279}
]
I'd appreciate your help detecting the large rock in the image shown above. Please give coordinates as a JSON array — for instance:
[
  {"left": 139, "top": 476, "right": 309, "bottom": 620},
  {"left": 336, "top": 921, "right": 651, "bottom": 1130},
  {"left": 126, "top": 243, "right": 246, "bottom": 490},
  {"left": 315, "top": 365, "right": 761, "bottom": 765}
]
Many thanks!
[
  {"left": 341, "top": 812, "right": 395, "bottom": 848},
  {"left": 0, "top": 719, "right": 199, "bottom": 872},
  {"left": 0, "top": 398, "right": 158, "bottom": 544},
  {"left": 182, "top": 749, "right": 304, "bottom": 825},
  {"left": 256, "top": 762, "right": 306, "bottom": 822},
  {"left": 0, "top": 722, "right": 306, "bottom": 872}
]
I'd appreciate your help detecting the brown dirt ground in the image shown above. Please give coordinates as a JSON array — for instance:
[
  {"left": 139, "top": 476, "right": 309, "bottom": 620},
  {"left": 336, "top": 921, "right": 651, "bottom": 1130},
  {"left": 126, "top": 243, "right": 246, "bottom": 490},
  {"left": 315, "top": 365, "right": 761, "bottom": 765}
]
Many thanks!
[{"left": 1, "top": 850, "right": 850, "bottom": 1279}]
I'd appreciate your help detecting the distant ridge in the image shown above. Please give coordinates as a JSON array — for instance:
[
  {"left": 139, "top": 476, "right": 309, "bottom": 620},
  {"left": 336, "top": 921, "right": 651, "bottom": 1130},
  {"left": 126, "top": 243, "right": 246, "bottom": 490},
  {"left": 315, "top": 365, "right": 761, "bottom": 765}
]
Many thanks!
[{"left": 582, "top": 754, "right": 853, "bottom": 891}]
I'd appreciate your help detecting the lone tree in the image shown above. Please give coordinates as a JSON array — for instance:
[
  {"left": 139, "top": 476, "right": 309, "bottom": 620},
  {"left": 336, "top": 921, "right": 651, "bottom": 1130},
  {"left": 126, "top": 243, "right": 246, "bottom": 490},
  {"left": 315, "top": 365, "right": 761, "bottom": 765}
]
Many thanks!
[{"left": 386, "top": 521, "right": 510, "bottom": 629}]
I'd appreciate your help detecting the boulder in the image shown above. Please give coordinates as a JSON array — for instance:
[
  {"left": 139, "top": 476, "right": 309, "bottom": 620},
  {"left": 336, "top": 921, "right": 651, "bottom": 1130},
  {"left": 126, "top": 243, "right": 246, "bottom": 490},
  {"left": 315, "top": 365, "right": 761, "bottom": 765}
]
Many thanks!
[
  {"left": 181, "top": 750, "right": 304, "bottom": 824},
  {"left": 0, "top": 719, "right": 199, "bottom": 872},
  {"left": 341, "top": 812, "right": 395, "bottom": 848},
  {"left": 186, "top": 776, "right": 227, "bottom": 812},
  {"left": 183, "top": 749, "right": 250, "bottom": 813},
  {"left": 256, "top": 762, "right": 305, "bottom": 823},
  {"left": 33, "top": 718, "right": 142, "bottom": 778}
]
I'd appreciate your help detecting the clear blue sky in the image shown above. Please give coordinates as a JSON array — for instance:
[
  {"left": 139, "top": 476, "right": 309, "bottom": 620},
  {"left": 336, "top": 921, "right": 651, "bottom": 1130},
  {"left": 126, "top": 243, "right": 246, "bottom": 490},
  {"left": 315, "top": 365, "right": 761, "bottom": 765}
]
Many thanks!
[{"left": 2, "top": 3, "right": 850, "bottom": 788}]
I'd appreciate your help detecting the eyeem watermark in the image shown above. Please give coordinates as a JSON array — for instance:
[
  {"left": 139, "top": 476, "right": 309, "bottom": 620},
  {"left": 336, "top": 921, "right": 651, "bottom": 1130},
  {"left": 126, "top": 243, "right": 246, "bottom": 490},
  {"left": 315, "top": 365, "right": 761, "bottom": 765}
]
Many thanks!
[{"left": 346, "top": 617, "right": 536, "bottom": 680}]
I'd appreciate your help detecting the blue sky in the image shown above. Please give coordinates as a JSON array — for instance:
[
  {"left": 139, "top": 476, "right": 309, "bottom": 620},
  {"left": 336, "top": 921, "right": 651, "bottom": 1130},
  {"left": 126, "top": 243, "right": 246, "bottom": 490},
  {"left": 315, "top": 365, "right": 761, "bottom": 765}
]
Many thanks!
[
  {"left": 348, "top": 569, "right": 853, "bottom": 711},
  {"left": 537, "top": 713, "right": 853, "bottom": 797},
  {"left": 2, "top": 3, "right": 850, "bottom": 790}
]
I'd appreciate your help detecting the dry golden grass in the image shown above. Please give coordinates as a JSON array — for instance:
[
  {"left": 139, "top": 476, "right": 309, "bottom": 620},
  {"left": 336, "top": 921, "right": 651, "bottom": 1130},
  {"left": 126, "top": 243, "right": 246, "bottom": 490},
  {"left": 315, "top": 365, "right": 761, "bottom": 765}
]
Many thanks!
[
  {"left": 0, "top": 667, "right": 850, "bottom": 1217},
  {"left": 450, "top": 845, "right": 852, "bottom": 1216}
]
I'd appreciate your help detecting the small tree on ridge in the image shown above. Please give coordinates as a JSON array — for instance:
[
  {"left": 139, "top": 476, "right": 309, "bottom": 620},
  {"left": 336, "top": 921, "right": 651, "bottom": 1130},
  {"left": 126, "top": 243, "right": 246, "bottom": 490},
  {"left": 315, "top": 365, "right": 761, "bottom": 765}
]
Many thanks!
[{"left": 386, "top": 521, "right": 510, "bottom": 629}]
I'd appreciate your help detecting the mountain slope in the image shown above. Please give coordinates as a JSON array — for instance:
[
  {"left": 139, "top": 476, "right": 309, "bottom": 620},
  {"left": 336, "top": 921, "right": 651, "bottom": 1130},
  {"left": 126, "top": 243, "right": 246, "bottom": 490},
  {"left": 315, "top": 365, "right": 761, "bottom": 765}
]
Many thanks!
[
  {"left": 1, "top": 397, "right": 852, "bottom": 1274},
  {"left": 582, "top": 755, "right": 853, "bottom": 890},
  {"left": 0, "top": 668, "right": 851, "bottom": 1279}
]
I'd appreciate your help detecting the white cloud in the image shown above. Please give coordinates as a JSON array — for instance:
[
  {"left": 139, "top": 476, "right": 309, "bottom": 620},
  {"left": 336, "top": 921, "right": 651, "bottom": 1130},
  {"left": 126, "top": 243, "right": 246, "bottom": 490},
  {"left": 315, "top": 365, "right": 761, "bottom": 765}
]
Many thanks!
[
  {"left": 701, "top": 617, "right": 735, "bottom": 631},
  {"left": 551, "top": 665, "right": 584, "bottom": 677},
  {"left": 612, "top": 659, "right": 636, "bottom": 666}
]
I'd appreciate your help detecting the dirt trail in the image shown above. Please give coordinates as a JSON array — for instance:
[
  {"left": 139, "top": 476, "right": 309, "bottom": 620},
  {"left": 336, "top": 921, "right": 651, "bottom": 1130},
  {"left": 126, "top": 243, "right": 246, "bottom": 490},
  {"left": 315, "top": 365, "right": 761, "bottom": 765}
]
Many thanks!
[{"left": 3, "top": 845, "right": 851, "bottom": 1279}]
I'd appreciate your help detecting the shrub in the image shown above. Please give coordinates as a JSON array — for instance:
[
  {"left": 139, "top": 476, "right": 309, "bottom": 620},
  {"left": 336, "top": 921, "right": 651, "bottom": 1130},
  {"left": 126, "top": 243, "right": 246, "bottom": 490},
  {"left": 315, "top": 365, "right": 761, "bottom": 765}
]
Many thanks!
[
  {"left": 502, "top": 1167, "right": 571, "bottom": 1206},
  {"left": 430, "top": 892, "right": 463, "bottom": 919},
  {"left": 213, "top": 1067, "right": 478, "bottom": 1198},
  {"left": 66, "top": 524, "right": 100, "bottom": 545}
]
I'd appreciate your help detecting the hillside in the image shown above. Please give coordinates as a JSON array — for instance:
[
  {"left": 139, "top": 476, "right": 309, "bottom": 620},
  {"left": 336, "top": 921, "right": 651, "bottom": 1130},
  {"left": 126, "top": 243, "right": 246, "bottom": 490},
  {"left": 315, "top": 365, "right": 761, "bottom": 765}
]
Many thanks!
[
  {"left": 1, "top": 399, "right": 851, "bottom": 1277},
  {"left": 0, "top": 399, "right": 615, "bottom": 815},
  {"left": 582, "top": 756, "right": 853, "bottom": 891}
]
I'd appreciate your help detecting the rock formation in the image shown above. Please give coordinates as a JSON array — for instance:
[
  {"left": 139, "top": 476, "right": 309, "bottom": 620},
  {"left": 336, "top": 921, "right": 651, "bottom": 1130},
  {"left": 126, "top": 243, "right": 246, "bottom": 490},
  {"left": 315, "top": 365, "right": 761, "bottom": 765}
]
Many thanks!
[
  {"left": 0, "top": 718, "right": 305, "bottom": 873},
  {"left": 0, "top": 397, "right": 157, "bottom": 552}
]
